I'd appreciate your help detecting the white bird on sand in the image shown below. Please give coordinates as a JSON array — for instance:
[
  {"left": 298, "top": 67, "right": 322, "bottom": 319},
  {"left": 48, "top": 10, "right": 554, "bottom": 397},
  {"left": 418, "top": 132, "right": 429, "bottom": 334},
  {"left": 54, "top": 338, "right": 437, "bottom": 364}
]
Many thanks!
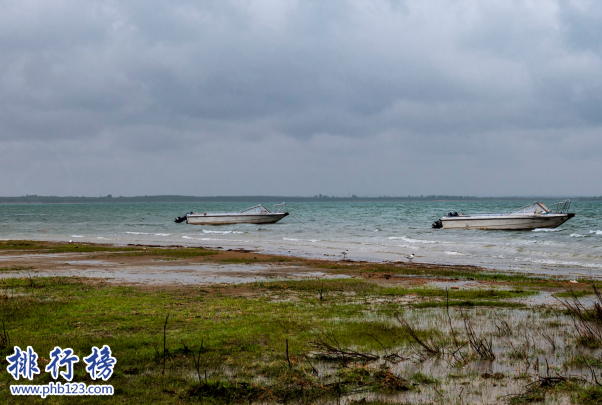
[
  {"left": 68, "top": 240, "right": 73, "bottom": 244},
  {"left": 341, "top": 249, "right": 348, "bottom": 261},
  {"left": 406, "top": 253, "right": 415, "bottom": 262}
]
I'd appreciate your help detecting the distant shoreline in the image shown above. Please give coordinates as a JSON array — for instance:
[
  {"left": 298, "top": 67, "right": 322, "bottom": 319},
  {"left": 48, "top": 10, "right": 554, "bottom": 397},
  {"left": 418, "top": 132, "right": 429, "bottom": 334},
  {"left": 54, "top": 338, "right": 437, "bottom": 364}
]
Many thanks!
[{"left": 1, "top": 194, "right": 601, "bottom": 205}]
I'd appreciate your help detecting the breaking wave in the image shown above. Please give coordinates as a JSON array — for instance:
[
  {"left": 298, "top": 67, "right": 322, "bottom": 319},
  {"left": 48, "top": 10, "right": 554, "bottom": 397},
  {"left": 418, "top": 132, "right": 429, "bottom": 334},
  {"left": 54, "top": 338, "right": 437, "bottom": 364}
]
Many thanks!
[
  {"left": 388, "top": 236, "right": 447, "bottom": 244},
  {"left": 202, "top": 230, "right": 243, "bottom": 234},
  {"left": 282, "top": 237, "right": 322, "bottom": 243}
]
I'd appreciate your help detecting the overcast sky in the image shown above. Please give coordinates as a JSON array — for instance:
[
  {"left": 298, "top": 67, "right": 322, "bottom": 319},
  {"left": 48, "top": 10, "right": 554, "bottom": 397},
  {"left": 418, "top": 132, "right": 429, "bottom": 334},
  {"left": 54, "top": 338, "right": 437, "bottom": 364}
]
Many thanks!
[{"left": 1, "top": 0, "right": 601, "bottom": 197}]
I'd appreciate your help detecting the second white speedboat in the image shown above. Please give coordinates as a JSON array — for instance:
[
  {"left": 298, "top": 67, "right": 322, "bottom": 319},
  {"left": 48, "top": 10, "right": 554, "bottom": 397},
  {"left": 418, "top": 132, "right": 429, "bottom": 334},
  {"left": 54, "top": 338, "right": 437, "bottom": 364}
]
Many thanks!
[{"left": 432, "top": 200, "right": 575, "bottom": 230}]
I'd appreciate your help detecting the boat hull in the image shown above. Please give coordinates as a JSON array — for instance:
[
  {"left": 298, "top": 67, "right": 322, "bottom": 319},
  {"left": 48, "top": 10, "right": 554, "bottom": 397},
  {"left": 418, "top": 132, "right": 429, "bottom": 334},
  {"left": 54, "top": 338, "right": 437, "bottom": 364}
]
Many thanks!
[
  {"left": 186, "top": 213, "right": 288, "bottom": 225},
  {"left": 441, "top": 213, "right": 574, "bottom": 230}
]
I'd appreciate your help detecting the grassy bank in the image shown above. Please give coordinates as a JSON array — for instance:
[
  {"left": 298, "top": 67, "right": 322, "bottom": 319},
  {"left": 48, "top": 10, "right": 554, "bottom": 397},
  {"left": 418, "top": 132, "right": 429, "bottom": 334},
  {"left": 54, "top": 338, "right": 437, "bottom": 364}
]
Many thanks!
[{"left": 0, "top": 241, "right": 601, "bottom": 403}]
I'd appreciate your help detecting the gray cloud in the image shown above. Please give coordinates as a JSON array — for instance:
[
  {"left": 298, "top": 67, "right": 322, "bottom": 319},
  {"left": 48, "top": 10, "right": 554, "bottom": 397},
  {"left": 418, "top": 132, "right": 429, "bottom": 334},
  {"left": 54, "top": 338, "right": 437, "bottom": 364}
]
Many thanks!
[{"left": 1, "top": 0, "right": 601, "bottom": 197}]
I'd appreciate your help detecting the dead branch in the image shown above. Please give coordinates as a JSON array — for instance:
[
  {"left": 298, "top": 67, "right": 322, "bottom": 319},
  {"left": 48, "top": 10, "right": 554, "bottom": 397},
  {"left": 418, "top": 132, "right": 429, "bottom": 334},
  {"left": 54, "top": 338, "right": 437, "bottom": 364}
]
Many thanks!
[
  {"left": 460, "top": 310, "right": 495, "bottom": 361},
  {"left": 394, "top": 314, "right": 442, "bottom": 357},
  {"left": 308, "top": 331, "right": 379, "bottom": 362}
]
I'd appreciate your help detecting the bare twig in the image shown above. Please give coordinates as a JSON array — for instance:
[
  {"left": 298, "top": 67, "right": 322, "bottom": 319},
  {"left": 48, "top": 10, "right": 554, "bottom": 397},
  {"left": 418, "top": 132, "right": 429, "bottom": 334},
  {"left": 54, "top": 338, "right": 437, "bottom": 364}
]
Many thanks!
[
  {"left": 394, "top": 314, "right": 441, "bottom": 357},
  {"left": 308, "top": 331, "right": 378, "bottom": 362},
  {"left": 286, "top": 339, "right": 292, "bottom": 369},
  {"left": 542, "top": 332, "right": 556, "bottom": 352},
  {"left": 162, "top": 314, "right": 169, "bottom": 376},
  {"left": 558, "top": 285, "right": 602, "bottom": 346},
  {"left": 460, "top": 310, "right": 495, "bottom": 361},
  {"left": 192, "top": 339, "right": 204, "bottom": 383},
  {"left": 0, "top": 320, "right": 10, "bottom": 349}
]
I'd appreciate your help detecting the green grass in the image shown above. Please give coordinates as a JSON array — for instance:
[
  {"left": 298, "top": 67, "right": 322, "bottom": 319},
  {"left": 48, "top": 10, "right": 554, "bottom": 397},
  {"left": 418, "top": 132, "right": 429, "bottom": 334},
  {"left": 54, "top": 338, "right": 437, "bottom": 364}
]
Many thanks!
[
  {"left": 123, "top": 247, "right": 219, "bottom": 258},
  {"left": 411, "top": 372, "right": 439, "bottom": 385},
  {"left": 216, "top": 256, "right": 292, "bottom": 264},
  {"left": 0, "top": 240, "right": 139, "bottom": 253},
  {"left": 0, "top": 276, "right": 426, "bottom": 403},
  {"left": 322, "top": 261, "right": 580, "bottom": 288},
  {"left": 0, "top": 240, "right": 220, "bottom": 258},
  {"left": 412, "top": 300, "right": 526, "bottom": 308},
  {"left": 577, "top": 386, "right": 602, "bottom": 404},
  {"left": 564, "top": 354, "right": 602, "bottom": 368},
  {"left": 553, "top": 290, "right": 595, "bottom": 298},
  {"left": 0, "top": 265, "right": 32, "bottom": 272},
  {"left": 380, "top": 287, "right": 536, "bottom": 300}
]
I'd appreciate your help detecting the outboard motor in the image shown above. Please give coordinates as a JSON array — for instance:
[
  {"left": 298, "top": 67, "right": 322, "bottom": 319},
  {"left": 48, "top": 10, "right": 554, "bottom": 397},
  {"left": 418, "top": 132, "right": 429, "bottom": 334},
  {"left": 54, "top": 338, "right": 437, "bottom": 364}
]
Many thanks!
[
  {"left": 174, "top": 212, "right": 193, "bottom": 223},
  {"left": 432, "top": 220, "right": 443, "bottom": 229}
]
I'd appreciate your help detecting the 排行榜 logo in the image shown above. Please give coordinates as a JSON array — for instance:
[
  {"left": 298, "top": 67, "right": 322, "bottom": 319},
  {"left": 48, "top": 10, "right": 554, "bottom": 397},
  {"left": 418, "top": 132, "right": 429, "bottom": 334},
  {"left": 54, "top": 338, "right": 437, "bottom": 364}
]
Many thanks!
[{"left": 7, "top": 346, "right": 116, "bottom": 397}]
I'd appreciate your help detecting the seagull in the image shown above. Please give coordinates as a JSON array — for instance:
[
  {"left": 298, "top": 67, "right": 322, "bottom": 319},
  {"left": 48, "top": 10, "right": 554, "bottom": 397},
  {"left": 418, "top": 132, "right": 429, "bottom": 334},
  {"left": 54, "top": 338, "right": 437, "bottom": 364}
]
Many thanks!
[
  {"left": 68, "top": 240, "right": 73, "bottom": 244},
  {"left": 406, "top": 253, "right": 415, "bottom": 262},
  {"left": 341, "top": 249, "right": 348, "bottom": 261}
]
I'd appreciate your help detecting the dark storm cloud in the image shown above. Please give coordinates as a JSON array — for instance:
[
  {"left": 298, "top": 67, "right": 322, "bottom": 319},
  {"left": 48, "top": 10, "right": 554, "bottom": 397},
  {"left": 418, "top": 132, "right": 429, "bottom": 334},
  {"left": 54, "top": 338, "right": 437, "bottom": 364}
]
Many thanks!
[{"left": 0, "top": 0, "right": 602, "bottom": 196}]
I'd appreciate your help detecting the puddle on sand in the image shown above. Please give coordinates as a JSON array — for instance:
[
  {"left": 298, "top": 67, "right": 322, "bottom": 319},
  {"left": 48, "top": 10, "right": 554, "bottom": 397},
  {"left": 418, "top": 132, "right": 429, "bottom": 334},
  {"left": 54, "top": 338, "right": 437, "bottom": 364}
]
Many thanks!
[
  {"left": 0, "top": 263, "right": 351, "bottom": 286},
  {"left": 0, "top": 253, "right": 76, "bottom": 261},
  {"left": 64, "top": 260, "right": 113, "bottom": 266},
  {"left": 427, "top": 279, "right": 481, "bottom": 289}
]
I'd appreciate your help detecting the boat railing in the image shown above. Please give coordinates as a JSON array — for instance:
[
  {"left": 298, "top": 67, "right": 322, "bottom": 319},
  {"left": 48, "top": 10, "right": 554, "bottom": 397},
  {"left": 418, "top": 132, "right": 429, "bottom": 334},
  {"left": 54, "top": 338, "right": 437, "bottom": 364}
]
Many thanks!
[
  {"left": 240, "top": 204, "right": 270, "bottom": 214},
  {"left": 467, "top": 199, "right": 571, "bottom": 217},
  {"left": 547, "top": 199, "right": 571, "bottom": 214},
  {"left": 271, "top": 202, "right": 286, "bottom": 213}
]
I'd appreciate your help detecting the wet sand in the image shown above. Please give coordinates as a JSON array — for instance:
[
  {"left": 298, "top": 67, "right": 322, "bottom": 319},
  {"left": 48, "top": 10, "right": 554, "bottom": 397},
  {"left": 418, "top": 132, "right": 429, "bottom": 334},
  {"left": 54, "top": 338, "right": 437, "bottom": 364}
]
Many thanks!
[
  {"left": 0, "top": 250, "right": 350, "bottom": 286},
  {"left": 0, "top": 241, "right": 590, "bottom": 309}
]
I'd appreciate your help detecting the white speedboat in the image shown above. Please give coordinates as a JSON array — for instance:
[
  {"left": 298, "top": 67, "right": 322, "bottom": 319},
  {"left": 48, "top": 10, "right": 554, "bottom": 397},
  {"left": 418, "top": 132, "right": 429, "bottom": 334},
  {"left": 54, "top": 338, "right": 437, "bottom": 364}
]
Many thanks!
[
  {"left": 175, "top": 203, "right": 289, "bottom": 225},
  {"left": 432, "top": 200, "right": 575, "bottom": 230}
]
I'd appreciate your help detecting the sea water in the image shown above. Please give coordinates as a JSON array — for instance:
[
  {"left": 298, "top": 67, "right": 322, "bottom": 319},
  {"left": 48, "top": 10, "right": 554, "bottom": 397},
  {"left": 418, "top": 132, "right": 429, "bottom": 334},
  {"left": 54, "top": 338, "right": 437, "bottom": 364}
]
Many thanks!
[{"left": 1, "top": 200, "right": 601, "bottom": 276}]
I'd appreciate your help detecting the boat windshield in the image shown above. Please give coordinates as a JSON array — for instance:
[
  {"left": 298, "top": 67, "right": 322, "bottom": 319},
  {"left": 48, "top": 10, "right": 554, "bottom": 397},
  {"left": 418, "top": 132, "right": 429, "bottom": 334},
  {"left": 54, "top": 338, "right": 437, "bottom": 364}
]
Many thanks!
[{"left": 509, "top": 202, "right": 550, "bottom": 215}]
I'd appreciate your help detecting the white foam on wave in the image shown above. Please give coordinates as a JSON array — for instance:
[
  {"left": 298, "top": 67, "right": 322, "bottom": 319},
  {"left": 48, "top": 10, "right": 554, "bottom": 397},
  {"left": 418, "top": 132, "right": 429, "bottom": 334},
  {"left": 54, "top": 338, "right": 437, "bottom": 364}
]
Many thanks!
[
  {"left": 154, "top": 233, "right": 172, "bottom": 236},
  {"left": 388, "top": 236, "right": 446, "bottom": 244},
  {"left": 532, "top": 228, "right": 559, "bottom": 232},
  {"left": 70, "top": 235, "right": 84, "bottom": 238},
  {"left": 183, "top": 236, "right": 220, "bottom": 241},
  {"left": 590, "top": 230, "right": 602, "bottom": 235},
  {"left": 202, "top": 230, "right": 243, "bottom": 234},
  {"left": 444, "top": 251, "right": 465, "bottom": 256},
  {"left": 126, "top": 232, "right": 151, "bottom": 235},
  {"left": 515, "top": 240, "right": 550, "bottom": 246},
  {"left": 282, "top": 237, "right": 321, "bottom": 243},
  {"left": 570, "top": 233, "right": 586, "bottom": 238},
  {"left": 183, "top": 235, "right": 249, "bottom": 242}
]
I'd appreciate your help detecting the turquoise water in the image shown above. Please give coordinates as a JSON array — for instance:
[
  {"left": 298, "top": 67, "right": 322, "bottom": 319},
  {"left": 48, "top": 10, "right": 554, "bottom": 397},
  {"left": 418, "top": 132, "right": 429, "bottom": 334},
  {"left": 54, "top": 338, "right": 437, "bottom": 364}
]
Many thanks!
[{"left": 1, "top": 200, "right": 601, "bottom": 275}]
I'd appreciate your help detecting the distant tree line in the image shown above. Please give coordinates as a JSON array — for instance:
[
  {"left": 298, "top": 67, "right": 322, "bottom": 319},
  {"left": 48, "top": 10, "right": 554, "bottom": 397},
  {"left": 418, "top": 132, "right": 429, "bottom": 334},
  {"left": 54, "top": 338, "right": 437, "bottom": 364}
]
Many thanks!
[{"left": 0, "top": 194, "right": 600, "bottom": 204}]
